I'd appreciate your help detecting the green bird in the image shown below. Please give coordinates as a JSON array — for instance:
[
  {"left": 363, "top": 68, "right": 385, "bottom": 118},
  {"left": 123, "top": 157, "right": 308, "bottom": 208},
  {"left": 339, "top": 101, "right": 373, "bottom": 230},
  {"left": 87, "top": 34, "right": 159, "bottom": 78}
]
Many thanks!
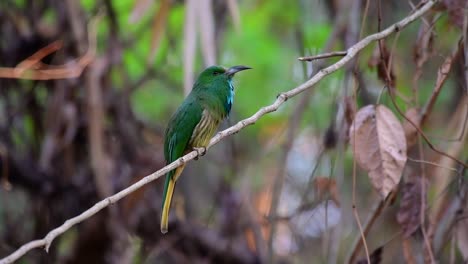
[{"left": 161, "top": 65, "right": 251, "bottom": 233}]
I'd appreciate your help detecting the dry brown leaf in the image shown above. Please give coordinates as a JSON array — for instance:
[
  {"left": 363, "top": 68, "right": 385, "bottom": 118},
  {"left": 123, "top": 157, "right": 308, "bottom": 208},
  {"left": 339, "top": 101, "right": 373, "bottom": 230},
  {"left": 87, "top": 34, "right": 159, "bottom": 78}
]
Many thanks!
[
  {"left": 350, "top": 105, "right": 407, "bottom": 198},
  {"left": 148, "top": 0, "right": 171, "bottom": 63},
  {"left": 396, "top": 180, "right": 425, "bottom": 237},
  {"left": 313, "top": 177, "right": 340, "bottom": 206},
  {"left": 402, "top": 108, "right": 421, "bottom": 148}
]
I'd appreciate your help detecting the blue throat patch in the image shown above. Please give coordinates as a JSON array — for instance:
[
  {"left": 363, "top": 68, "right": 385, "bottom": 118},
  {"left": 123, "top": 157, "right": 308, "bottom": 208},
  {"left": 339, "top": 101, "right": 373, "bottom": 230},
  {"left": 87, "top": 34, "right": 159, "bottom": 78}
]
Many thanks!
[{"left": 226, "top": 79, "right": 234, "bottom": 114}]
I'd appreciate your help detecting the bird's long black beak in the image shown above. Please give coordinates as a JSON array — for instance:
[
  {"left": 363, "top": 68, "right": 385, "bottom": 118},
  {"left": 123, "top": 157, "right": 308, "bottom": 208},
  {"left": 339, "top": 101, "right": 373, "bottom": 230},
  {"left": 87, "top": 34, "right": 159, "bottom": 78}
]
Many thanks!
[{"left": 226, "top": 65, "right": 252, "bottom": 77}]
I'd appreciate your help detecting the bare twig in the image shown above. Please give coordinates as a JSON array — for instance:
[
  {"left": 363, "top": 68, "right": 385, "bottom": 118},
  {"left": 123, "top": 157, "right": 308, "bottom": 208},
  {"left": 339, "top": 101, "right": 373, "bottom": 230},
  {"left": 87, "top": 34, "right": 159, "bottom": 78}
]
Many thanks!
[
  {"left": 14, "top": 40, "right": 63, "bottom": 75},
  {"left": 298, "top": 51, "right": 347, "bottom": 61},
  {"left": 0, "top": 2, "right": 437, "bottom": 263},
  {"left": 408, "top": 157, "right": 461, "bottom": 174}
]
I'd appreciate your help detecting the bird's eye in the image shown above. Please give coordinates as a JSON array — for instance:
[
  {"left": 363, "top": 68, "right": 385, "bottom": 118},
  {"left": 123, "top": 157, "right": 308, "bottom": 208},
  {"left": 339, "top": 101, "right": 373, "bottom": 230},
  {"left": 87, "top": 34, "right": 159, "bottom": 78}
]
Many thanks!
[{"left": 213, "top": 71, "right": 220, "bottom": 76}]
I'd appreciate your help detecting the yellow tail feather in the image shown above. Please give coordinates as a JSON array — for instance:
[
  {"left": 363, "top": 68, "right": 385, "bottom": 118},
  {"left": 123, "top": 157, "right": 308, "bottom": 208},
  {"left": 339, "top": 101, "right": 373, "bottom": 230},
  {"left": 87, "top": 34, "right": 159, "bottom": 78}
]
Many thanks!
[
  {"left": 160, "top": 165, "right": 185, "bottom": 234},
  {"left": 160, "top": 177, "right": 174, "bottom": 234}
]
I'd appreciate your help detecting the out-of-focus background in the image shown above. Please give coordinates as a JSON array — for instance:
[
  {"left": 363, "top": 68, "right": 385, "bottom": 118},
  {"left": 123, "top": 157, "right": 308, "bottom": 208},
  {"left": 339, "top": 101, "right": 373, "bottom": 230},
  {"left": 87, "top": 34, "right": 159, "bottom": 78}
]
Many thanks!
[{"left": 0, "top": 0, "right": 467, "bottom": 263}]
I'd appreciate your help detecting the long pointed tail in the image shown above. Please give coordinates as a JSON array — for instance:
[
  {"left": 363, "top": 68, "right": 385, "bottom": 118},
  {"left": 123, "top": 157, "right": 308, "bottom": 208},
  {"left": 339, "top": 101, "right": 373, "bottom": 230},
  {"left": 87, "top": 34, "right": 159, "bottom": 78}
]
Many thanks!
[
  {"left": 160, "top": 165, "right": 185, "bottom": 234},
  {"left": 161, "top": 176, "right": 175, "bottom": 234}
]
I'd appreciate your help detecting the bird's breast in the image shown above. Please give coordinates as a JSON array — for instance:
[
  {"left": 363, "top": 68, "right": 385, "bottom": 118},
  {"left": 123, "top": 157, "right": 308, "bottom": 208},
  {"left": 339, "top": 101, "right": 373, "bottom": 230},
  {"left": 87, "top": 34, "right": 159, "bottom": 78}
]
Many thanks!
[{"left": 189, "top": 109, "right": 220, "bottom": 148}]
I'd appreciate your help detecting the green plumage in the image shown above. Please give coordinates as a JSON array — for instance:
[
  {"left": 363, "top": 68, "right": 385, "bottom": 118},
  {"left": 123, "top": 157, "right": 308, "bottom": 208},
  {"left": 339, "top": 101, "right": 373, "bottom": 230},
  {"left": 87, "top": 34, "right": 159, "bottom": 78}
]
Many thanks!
[{"left": 161, "top": 65, "right": 251, "bottom": 233}]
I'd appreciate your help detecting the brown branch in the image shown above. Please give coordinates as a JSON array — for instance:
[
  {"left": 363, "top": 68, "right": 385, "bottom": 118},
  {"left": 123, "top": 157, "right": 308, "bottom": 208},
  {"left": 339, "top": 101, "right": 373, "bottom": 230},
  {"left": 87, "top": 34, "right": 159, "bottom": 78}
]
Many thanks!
[
  {"left": 0, "top": 14, "right": 99, "bottom": 80},
  {"left": 14, "top": 40, "right": 63, "bottom": 74},
  {"left": 0, "top": 2, "right": 437, "bottom": 263}
]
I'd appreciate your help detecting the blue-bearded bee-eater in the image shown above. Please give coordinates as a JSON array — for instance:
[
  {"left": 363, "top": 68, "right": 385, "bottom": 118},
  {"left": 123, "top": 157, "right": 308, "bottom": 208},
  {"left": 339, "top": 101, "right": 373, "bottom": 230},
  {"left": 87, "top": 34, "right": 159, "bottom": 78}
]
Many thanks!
[{"left": 161, "top": 65, "right": 251, "bottom": 233}]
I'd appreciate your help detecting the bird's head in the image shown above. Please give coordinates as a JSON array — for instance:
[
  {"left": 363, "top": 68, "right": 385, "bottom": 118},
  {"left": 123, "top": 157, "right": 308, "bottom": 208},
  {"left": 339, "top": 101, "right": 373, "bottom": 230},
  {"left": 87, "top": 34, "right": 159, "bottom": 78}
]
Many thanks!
[{"left": 194, "top": 65, "right": 251, "bottom": 88}]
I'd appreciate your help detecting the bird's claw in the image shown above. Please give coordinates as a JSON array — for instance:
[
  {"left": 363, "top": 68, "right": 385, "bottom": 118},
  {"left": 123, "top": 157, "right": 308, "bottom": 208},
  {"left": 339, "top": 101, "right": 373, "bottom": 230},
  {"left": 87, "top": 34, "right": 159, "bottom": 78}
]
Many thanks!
[{"left": 193, "top": 147, "right": 206, "bottom": 160}]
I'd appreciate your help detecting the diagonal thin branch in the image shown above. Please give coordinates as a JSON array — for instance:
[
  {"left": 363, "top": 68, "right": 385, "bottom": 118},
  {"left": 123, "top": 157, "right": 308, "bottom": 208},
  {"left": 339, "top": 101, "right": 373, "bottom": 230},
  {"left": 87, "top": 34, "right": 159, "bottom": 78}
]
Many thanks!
[
  {"left": 0, "top": 1, "right": 436, "bottom": 263},
  {"left": 298, "top": 51, "right": 347, "bottom": 61}
]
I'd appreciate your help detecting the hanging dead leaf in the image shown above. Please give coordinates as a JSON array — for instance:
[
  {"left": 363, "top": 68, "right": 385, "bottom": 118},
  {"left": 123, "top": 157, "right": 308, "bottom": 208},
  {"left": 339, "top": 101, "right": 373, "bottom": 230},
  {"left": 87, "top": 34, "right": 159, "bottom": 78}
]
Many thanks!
[
  {"left": 402, "top": 108, "right": 421, "bottom": 148},
  {"left": 368, "top": 42, "right": 396, "bottom": 87},
  {"left": 350, "top": 105, "right": 407, "bottom": 198},
  {"left": 396, "top": 180, "right": 426, "bottom": 237}
]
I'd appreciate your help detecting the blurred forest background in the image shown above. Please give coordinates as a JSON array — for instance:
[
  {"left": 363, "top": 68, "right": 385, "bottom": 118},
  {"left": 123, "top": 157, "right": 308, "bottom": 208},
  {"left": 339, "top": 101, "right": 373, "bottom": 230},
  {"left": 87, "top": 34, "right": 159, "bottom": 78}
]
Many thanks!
[{"left": 0, "top": 0, "right": 467, "bottom": 263}]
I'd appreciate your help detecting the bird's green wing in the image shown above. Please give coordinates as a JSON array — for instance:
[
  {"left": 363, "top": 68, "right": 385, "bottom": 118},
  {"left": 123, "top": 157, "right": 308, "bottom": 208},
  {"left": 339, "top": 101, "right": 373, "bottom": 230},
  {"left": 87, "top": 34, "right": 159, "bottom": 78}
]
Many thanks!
[{"left": 164, "top": 99, "right": 203, "bottom": 166}]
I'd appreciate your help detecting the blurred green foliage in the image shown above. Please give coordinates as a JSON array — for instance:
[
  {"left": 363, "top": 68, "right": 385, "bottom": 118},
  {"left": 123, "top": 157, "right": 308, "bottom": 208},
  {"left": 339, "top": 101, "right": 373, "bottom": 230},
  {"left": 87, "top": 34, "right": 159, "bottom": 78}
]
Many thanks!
[{"left": 77, "top": 0, "right": 339, "bottom": 137}]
